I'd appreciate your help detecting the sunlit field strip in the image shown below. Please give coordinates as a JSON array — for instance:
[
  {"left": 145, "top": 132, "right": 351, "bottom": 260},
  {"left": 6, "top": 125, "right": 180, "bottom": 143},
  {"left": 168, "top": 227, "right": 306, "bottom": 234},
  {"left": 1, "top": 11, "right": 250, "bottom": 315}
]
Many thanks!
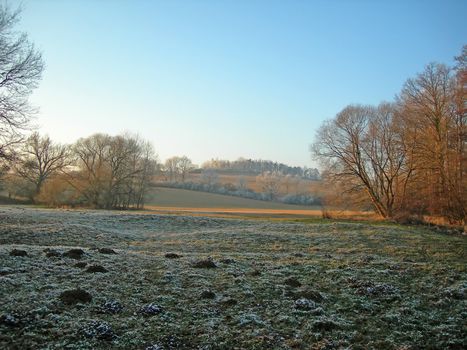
[{"left": 144, "top": 206, "right": 378, "bottom": 219}]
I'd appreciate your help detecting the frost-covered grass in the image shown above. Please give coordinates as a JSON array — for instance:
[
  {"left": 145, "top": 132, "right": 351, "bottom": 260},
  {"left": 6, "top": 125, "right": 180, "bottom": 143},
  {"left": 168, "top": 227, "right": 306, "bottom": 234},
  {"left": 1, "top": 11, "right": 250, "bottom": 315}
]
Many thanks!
[{"left": 0, "top": 206, "right": 466, "bottom": 349}]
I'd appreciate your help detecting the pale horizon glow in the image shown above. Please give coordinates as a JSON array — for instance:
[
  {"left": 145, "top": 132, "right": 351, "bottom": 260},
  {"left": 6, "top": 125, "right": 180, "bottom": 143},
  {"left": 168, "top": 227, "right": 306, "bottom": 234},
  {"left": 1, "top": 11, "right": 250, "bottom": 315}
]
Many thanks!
[{"left": 19, "top": 0, "right": 467, "bottom": 168}]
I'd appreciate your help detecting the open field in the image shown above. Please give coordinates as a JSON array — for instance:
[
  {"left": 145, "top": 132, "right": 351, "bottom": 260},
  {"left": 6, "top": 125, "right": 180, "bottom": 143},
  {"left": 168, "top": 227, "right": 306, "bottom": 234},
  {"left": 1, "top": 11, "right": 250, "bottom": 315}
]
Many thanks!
[
  {"left": 146, "top": 187, "right": 318, "bottom": 211},
  {"left": 1, "top": 206, "right": 466, "bottom": 349},
  {"left": 145, "top": 187, "right": 378, "bottom": 220}
]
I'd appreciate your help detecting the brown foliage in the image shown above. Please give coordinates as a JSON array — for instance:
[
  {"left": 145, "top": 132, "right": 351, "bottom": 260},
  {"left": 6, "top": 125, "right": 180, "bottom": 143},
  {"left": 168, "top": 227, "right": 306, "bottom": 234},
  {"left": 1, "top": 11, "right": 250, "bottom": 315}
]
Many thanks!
[{"left": 312, "top": 47, "right": 466, "bottom": 224}]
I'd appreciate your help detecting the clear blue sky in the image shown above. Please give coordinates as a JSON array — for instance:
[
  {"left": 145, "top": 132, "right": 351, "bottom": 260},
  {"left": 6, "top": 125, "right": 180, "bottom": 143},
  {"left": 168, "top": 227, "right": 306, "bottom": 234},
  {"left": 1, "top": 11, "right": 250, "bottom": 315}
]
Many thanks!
[{"left": 19, "top": 0, "right": 466, "bottom": 167}]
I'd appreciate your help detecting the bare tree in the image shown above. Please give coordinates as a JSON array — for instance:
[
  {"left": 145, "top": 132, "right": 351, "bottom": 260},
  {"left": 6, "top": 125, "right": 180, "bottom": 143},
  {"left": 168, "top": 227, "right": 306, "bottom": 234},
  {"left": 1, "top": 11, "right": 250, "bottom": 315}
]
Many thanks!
[
  {"left": 164, "top": 156, "right": 180, "bottom": 182},
  {"left": 256, "top": 171, "right": 282, "bottom": 200},
  {"left": 178, "top": 155, "right": 194, "bottom": 182},
  {"left": 237, "top": 175, "right": 248, "bottom": 191},
  {"left": 201, "top": 169, "right": 219, "bottom": 188},
  {"left": 71, "top": 133, "right": 111, "bottom": 207},
  {"left": 163, "top": 155, "right": 194, "bottom": 182},
  {"left": 0, "top": 5, "right": 44, "bottom": 160},
  {"left": 14, "top": 132, "right": 70, "bottom": 201},
  {"left": 312, "top": 104, "right": 411, "bottom": 218},
  {"left": 69, "top": 133, "right": 157, "bottom": 209},
  {"left": 282, "top": 174, "right": 302, "bottom": 194},
  {"left": 130, "top": 140, "right": 157, "bottom": 209},
  {"left": 106, "top": 134, "right": 156, "bottom": 209}
]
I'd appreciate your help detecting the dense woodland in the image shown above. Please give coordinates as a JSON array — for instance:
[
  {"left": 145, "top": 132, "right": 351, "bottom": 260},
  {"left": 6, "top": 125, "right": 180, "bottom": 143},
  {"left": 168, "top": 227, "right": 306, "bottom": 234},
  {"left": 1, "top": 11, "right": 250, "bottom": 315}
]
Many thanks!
[{"left": 313, "top": 47, "right": 466, "bottom": 224}]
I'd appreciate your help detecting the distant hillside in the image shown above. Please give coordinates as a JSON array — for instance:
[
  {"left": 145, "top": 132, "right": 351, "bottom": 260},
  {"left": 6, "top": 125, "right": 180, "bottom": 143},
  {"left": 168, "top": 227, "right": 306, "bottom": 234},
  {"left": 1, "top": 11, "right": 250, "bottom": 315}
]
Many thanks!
[
  {"left": 154, "top": 157, "right": 322, "bottom": 206},
  {"left": 200, "top": 158, "right": 320, "bottom": 180}
]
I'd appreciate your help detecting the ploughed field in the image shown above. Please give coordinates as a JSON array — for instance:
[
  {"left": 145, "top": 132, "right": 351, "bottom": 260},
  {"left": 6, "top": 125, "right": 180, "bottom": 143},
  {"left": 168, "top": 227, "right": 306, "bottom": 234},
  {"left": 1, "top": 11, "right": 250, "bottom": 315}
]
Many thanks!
[{"left": 0, "top": 207, "right": 465, "bottom": 350}]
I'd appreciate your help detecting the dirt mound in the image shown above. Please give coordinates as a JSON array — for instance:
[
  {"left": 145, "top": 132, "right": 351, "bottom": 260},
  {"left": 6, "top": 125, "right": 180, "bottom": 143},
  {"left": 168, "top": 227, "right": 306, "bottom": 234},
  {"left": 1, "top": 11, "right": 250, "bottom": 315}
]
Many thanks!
[
  {"left": 250, "top": 269, "right": 261, "bottom": 276},
  {"left": 0, "top": 313, "right": 21, "bottom": 327},
  {"left": 200, "top": 290, "right": 216, "bottom": 299},
  {"left": 74, "top": 262, "right": 87, "bottom": 268},
  {"left": 191, "top": 259, "right": 217, "bottom": 268},
  {"left": 0, "top": 267, "right": 14, "bottom": 276},
  {"left": 99, "top": 248, "right": 117, "bottom": 254},
  {"left": 10, "top": 249, "right": 27, "bottom": 257},
  {"left": 59, "top": 288, "right": 92, "bottom": 305},
  {"left": 86, "top": 265, "right": 108, "bottom": 273},
  {"left": 284, "top": 277, "right": 301, "bottom": 288},
  {"left": 312, "top": 318, "right": 341, "bottom": 331},
  {"left": 63, "top": 249, "right": 85, "bottom": 259},
  {"left": 45, "top": 249, "right": 62, "bottom": 258}
]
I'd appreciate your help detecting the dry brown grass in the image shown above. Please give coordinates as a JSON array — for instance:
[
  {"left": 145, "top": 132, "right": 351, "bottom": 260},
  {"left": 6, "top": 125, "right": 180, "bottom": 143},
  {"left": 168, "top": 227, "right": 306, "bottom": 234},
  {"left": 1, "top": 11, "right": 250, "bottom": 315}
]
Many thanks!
[
  {"left": 145, "top": 187, "right": 377, "bottom": 220},
  {"left": 144, "top": 205, "right": 378, "bottom": 221}
]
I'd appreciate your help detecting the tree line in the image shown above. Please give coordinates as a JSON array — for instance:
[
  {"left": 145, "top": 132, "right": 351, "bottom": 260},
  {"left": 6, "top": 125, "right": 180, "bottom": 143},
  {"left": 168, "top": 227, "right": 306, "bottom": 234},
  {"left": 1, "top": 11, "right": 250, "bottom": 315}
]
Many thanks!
[
  {"left": 161, "top": 155, "right": 319, "bottom": 182},
  {"left": 312, "top": 47, "right": 466, "bottom": 224},
  {"left": 3, "top": 132, "right": 157, "bottom": 209}
]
